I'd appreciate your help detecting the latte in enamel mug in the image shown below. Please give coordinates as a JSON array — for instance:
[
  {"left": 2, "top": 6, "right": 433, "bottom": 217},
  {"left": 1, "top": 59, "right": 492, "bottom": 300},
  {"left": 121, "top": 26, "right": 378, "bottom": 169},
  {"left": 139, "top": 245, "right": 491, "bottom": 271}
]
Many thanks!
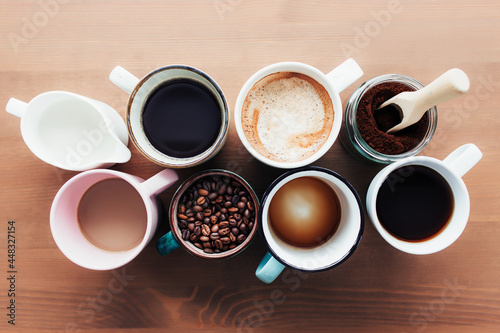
[{"left": 255, "top": 166, "right": 364, "bottom": 284}]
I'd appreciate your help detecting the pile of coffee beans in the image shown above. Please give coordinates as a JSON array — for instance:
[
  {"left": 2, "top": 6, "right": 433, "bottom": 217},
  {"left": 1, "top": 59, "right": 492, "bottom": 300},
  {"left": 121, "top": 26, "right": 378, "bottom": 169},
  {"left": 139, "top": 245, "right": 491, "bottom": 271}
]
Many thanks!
[{"left": 176, "top": 175, "right": 256, "bottom": 254}]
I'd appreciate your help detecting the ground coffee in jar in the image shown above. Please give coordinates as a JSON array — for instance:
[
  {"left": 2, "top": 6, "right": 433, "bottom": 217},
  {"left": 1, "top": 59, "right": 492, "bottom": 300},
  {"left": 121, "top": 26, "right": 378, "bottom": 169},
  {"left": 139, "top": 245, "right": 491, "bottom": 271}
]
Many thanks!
[{"left": 355, "top": 82, "right": 429, "bottom": 155}]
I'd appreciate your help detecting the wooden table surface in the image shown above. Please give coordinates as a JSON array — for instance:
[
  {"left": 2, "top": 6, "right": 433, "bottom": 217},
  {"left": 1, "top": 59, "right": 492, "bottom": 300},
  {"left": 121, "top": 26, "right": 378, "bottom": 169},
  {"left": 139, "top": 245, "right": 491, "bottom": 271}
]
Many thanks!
[{"left": 1, "top": 1, "right": 499, "bottom": 332}]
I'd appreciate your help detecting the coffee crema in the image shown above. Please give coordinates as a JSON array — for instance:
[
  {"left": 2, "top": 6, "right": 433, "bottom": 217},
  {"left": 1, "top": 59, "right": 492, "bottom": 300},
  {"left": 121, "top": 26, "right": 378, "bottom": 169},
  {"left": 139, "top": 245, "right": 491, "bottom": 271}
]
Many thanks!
[
  {"left": 241, "top": 72, "right": 334, "bottom": 163},
  {"left": 269, "top": 177, "right": 341, "bottom": 247},
  {"left": 77, "top": 178, "right": 148, "bottom": 252}
]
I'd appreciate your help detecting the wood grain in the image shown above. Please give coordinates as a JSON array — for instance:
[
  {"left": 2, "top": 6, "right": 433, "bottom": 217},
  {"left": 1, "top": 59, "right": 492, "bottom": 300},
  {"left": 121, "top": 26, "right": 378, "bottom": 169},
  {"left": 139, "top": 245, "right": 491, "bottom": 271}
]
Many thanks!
[{"left": 1, "top": 1, "right": 500, "bottom": 332}]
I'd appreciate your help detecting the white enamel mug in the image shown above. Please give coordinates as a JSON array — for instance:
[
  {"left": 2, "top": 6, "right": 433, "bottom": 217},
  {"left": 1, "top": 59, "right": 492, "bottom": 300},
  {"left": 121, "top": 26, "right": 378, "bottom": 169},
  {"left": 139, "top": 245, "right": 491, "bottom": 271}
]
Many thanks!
[
  {"left": 109, "top": 65, "right": 229, "bottom": 168},
  {"left": 366, "top": 143, "right": 482, "bottom": 255},
  {"left": 50, "top": 168, "right": 178, "bottom": 270},
  {"left": 255, "top": 166, "right": 364, "bottom": 284},
  {"left": 6, "top": 91, "right": 131, "bottom": 171},
  {"left": 234, "top": 58, "right": 363, "bottom": 169}
]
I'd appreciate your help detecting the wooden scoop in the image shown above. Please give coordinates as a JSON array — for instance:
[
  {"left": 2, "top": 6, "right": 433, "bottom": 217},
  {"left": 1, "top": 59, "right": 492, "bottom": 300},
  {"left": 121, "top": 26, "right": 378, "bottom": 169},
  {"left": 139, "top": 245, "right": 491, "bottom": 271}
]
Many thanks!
[{"left": 379, "top": 69, "right": 470, "bottom": 133}]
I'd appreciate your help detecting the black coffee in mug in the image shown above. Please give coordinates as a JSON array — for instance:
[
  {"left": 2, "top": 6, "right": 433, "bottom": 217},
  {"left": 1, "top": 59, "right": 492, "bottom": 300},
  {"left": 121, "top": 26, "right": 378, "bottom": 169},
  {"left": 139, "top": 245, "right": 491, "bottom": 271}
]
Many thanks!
[
  {"left": 142, "top": 79, "right": 222, "bottom": 158},
  {"left": 376, "top": 165, "right": 454, "bottom": 242}
]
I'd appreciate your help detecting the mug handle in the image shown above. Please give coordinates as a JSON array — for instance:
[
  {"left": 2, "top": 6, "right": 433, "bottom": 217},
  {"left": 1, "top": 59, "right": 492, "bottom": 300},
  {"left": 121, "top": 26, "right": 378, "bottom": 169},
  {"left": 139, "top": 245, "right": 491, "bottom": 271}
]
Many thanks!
[
  {"left": 109, "top": 66, "right": 140, "bottom": 95},
  {"left": 255, "top": 252, "right": 285, "bottom": 284},
  {"left": 6, "top": 98, "right": 29, "bottom": 118},
  {"left": 442, "top": 143, "right": 482, "bottom": 178},
  {"left": 140, "top": 169, "right": 179, "bottom": 197},
  {"left": 156, "top": 231, "right": 181, "bottom": 255},
  {"left": 326, "top": 58, "right": 364, "bottom": 93}
]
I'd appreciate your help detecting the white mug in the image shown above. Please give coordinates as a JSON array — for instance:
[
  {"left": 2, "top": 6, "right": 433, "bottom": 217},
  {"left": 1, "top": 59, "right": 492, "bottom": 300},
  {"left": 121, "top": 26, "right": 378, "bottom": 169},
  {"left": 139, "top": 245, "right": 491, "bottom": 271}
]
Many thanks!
[
  {"left": 366, "top": 143, "right": 482, "bottom": 255},
  {"left": 6, "top": 91, "right": 131, "bottom": 171},
  {"left": 234, "top": 58, "right": 363, "bottom": 169},
  {"left": 50, "top": 168, "right": 178, "bottom": 270},
  {"left": 255, "top": 166, "right": 364, "bottom": 283}
]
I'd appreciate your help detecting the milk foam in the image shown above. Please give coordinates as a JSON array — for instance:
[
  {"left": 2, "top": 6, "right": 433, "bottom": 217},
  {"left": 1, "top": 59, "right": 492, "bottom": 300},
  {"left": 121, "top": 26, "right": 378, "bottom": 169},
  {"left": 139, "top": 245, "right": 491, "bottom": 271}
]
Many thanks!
[{"left": 241, "top": 72, "right": 334, "bottom": 162}]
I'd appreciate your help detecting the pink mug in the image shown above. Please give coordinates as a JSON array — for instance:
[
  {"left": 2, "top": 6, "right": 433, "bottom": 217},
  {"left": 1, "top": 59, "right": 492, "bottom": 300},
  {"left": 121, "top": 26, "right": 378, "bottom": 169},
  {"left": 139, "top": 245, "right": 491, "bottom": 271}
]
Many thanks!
[{"left": 50, "top": 168, "right": 178, "bottom": 270}]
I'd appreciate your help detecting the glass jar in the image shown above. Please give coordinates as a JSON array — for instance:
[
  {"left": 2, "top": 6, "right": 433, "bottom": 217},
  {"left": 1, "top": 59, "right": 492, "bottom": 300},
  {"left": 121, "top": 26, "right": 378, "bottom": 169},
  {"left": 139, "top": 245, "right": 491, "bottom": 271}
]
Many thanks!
[{"left": 340, "top": 74, "right": 438, "bottom": 164}]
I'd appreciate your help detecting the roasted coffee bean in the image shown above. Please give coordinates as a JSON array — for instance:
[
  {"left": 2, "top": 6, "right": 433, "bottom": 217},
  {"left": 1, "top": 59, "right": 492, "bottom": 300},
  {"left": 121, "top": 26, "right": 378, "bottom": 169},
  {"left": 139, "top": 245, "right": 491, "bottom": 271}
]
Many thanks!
[
  {"left": 218, "top": 183, "right": 227, "bottom": 195},
  {"left": 214, "top": 239, "right": 223, "bottom": 250},
  {"left": 178, "top": 220, "right": 187, "bottom": 229},
  {"left": 219, "top": 221, "right": 230, "bottom": 229},
  {"left": 201, "top": 224, "right": 211, "bottom": 236},
  {"left": 219, "top": 227, "right": 230, "bottom": 236},
  {"left": 198, "top": 188, "right": 209, "bottom": 196},
  {"left": 176, "top": 174, "right": 256, "bottom": 256}
]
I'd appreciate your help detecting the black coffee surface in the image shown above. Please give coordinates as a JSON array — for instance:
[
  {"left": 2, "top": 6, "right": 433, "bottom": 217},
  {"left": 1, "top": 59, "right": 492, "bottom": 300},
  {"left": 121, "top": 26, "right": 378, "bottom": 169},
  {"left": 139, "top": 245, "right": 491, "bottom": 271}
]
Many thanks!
[
  {"left": 142, "top": 79, "right": 222, "bottom": 158},
  {"left": 376, "top": 165, "right": 454, "bottom": 241}
]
